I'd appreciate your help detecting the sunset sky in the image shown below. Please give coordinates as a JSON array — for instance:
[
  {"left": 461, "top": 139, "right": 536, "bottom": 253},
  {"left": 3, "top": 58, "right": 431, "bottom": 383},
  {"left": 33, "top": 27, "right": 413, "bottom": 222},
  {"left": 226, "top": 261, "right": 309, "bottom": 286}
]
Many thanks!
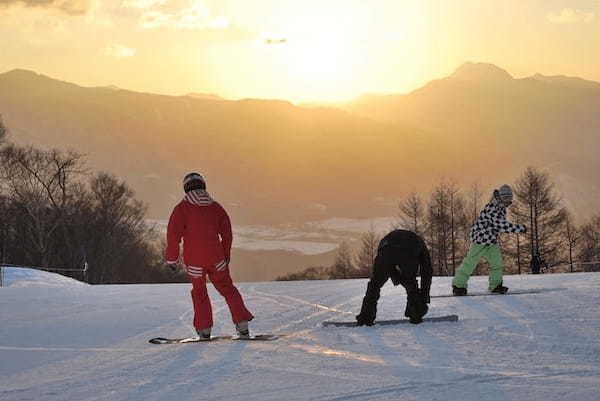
[{"left": 1, "top": 0, "right": 600, "bottom": 102}]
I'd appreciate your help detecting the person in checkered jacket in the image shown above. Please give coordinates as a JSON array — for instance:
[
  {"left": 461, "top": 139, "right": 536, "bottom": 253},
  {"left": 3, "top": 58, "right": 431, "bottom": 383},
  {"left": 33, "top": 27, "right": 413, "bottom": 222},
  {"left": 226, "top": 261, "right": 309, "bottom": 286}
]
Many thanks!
[{"left": 452, "top": 185, "right": 526, "bottom": 295}]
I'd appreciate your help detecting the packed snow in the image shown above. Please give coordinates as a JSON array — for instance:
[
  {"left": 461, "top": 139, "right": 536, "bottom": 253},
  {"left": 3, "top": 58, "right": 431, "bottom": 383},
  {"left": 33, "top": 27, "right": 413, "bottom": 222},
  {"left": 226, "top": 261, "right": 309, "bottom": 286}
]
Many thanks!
[{"left": 2, "top": 271, "right": 600, "bottom": 401}]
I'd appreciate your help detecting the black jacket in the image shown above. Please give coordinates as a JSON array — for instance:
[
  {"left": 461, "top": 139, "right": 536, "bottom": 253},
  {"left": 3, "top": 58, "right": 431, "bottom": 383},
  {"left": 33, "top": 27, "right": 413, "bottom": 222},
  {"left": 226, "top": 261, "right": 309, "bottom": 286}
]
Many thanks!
[{"left": 377, "top": 230, "right": 432, "bottom": 298}]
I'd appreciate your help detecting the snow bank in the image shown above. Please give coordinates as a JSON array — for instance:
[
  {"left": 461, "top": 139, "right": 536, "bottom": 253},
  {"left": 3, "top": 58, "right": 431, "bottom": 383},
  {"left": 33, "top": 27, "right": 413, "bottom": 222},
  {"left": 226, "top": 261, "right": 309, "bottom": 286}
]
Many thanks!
[{"left": 1, "top": 267, "right": 87, "bottom": 288}]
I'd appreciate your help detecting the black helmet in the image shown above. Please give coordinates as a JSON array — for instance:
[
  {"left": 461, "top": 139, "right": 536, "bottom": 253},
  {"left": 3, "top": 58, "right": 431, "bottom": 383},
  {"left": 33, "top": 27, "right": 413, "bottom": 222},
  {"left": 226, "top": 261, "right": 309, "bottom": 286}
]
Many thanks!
[{"left": 183, "top": 172, "right": 206, "bottom": 193}]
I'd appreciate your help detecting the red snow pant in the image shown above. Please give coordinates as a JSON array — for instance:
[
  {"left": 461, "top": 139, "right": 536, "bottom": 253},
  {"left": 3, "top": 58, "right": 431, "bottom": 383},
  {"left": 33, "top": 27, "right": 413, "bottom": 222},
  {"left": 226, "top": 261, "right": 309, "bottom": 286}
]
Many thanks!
[{"left": 189, "top": 267, "right": 253, "bottom": 330}]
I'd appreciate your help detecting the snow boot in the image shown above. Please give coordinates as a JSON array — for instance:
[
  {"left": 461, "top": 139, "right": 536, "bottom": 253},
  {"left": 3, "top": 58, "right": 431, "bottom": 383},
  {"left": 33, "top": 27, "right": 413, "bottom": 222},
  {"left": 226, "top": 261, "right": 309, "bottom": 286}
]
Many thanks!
[
  {"left": 490, "top": 283, "right": 509, "bottom": 294},
  {"left": 356, "top": 314, "right": 375, "bottom": 326},
  {"left": 235, "top": 320, "right": 250, "bottom": 338},
  {"left": 405, "top": 290, "right": 428, "bottom": 324},
  {"left": 452, "top": 285, "right": 468, "bottom": 296},
  {"left": 196, "top": 328, "right": 211, "bottom": 339}
]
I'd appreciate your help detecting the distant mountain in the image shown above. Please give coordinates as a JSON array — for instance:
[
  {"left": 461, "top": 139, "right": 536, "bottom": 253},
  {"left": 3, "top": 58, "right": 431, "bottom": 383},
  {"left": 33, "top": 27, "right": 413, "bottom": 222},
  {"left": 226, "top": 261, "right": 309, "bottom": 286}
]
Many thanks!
[
  {"left": 186, "top": 92, "right": 224, "bottom": 101},
  {"left": 1, "top": 64, "right": 598, "bottom": 229},
  {"left": 0, "top": 69, "right": 434, "bottom": 225},
  {"left": 451, "top": 62, "right": 513, "bottom": 83},
  {"left": 345, "top": 62, "right": 600, "bottom": 220},
  {"left": 529, "top": 73, "right": 600, "bottom": 90}
]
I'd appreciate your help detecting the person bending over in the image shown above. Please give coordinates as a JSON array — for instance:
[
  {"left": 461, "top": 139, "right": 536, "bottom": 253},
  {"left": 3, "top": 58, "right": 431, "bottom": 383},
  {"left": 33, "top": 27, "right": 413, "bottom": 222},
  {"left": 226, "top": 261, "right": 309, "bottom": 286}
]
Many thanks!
[{"left": 356, "top": 229, "right": 432, "bottom": 325}]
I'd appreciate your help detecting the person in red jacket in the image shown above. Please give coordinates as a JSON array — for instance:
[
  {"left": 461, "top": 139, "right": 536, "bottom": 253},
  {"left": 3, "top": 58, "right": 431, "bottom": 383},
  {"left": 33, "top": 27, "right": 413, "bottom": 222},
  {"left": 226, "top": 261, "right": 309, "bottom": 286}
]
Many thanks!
[{"left": 166, "top": 172, "right": 253, "bottom": 338}]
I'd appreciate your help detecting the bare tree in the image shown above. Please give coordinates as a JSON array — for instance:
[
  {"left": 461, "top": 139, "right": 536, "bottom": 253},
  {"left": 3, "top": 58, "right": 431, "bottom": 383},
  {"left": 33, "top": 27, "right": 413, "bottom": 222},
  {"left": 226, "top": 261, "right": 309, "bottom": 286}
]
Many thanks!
[
  {"left": 354, "top": 229, "right": 380, "bottom": 278},
  {"left": 0, "top": 195, "right": 10, "bottom": 287},
  {"left": 85, "top": 173, "right": 153, "bottom": 283},
  {"left": 0, "top": 117, "right": 8, "bottom": 286},
  {"left": 427, "top": 181, "right": 450, "bottom": 276},
  {"left": 447, "top": 182, "right": 468, "bottom": 276},
  {"left": 0, "top": 145, "right": 85, "bottom": 267},
  {"left": 0, "top": 116, "right": 6, "bottom": 145},
  {"left": 514, "top": 212, "right": 525, "bottom": 274},
  {"left": 0, "top": 129, "right": 178, "bottom": 284},
  {"left": 564, "top": 211, "right": 580, "bottom": 272},
  {"left": 467, "top": 182, "right": 483, "bottom": 225},
  {"left": 578, "top": 214, "right": 600, "bottom": 272},
  {"left": 513, "top": 167, "right": 566, "bottom": 271},
  {"left": 460, "top": 182, "right": 484, "bottom": 275},
  {"left": 330, "top": 241, "right": 355, "bottom": 279},
  {"left": 398, "top": 193, "right": 424, "bottom": 234}
]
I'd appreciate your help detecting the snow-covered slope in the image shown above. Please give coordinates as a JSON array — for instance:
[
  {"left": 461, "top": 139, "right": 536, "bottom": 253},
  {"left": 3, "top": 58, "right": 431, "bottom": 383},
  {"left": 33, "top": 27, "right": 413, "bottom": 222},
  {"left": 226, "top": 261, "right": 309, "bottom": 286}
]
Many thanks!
[
  {"left": 1, "top": 273, "right": 599, "bottom": 401},
  {"left": 1, "top": 267, "right": 86, "bottom": 288}
]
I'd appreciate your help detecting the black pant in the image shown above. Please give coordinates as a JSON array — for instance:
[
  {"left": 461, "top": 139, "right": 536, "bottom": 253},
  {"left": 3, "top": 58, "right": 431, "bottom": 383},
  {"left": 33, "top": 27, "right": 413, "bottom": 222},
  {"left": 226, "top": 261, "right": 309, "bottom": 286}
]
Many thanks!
[{"left": 357, "top": 246, "right": 428, "bottom": 325}]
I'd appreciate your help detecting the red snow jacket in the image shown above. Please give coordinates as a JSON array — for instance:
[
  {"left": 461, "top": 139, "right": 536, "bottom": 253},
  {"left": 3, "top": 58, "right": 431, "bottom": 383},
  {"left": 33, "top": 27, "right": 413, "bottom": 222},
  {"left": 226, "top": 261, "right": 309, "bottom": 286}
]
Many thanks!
[{"left": 165, "top": 192, "right": 232, "bottom": 269}]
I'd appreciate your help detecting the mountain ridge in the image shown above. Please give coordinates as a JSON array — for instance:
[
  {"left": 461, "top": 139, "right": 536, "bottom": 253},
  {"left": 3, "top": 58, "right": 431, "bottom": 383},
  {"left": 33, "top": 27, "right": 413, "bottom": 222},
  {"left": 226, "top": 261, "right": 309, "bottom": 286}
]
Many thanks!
[
  {"left": 1, "top": 63, "right": 598, "bottom": 227},
  {"left": 451, "top": 61, "right": 514, "bottom": 82}
]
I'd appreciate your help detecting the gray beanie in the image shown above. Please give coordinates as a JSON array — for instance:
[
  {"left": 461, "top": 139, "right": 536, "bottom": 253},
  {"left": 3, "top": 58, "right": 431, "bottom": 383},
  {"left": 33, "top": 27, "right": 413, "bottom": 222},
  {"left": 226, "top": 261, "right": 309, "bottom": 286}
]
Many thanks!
[{"left": 498, "top": 184, "right": 513, "bottom": 198}]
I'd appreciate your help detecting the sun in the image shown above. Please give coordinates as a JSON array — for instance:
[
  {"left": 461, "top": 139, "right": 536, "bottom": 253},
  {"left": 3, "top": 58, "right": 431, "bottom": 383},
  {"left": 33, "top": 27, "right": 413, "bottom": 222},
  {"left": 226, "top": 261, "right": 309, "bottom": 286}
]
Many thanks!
[
  {"left": 257, "top": 2, "right": 373, "bottom": 102},
  {"left": 210, "top": 1, "right": 430, "bottom": 103},
  {"left": 284, "top": 33, "right": 364, "bottom": 85}
]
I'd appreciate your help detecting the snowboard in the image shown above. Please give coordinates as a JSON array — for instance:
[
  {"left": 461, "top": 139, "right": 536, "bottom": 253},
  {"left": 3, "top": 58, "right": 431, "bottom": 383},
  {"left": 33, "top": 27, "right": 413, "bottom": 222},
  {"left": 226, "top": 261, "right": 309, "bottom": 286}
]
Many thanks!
[
  {"left": 322, "top": 314, "right": 459, "bottom": 327},
  {"left": 432, "top": 289, "right": 544, "bottom": 298},
  {"left": 149, "top": 334, "right": 279, "bottom": 344}
]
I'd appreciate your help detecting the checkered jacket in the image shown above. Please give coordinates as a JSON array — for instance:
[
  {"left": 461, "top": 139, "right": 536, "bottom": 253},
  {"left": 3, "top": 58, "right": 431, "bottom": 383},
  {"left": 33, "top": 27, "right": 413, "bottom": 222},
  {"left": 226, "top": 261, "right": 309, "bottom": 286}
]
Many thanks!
[{"left": 470, "top": 198, "right": 526, "bottom": 245}]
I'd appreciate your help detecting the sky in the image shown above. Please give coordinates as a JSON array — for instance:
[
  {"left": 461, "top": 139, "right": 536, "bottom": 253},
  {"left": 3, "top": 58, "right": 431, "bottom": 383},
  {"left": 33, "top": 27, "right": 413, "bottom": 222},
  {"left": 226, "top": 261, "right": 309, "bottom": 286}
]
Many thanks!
[{"left": 1, "top": 0, "right": 600, "bottom": 102}]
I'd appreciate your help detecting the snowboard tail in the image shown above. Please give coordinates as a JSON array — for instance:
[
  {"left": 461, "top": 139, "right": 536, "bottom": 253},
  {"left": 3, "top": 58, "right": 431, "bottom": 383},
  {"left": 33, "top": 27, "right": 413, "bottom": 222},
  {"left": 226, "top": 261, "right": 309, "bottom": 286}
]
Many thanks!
[
  {"left": 322, "top": 314, "right": 459, "bottom": 327},
  {"left": 232, "top": 334, "right": 279, "bottom": 341},
  {"left": 149, "top": 334, "right": 279, "bottom": 344}
]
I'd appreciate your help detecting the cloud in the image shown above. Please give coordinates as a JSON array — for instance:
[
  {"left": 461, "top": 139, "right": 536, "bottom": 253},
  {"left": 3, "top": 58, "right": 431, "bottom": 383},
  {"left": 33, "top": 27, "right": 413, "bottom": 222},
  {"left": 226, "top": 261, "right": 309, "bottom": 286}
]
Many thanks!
[
  {"left": 0, "top": 0, "right": 91, "bottom": 15},
  {"left": 121, "top": 0, "right": 166, "bottom": 9},
  {"left": 547, "top": 8, "right": 595, "bottom": 24},
  {"left": 104, "top": 44, "right": 136, "bottom": 58},
  {"left": 137, "top": 0, "right": 229, "bottom": 30}
]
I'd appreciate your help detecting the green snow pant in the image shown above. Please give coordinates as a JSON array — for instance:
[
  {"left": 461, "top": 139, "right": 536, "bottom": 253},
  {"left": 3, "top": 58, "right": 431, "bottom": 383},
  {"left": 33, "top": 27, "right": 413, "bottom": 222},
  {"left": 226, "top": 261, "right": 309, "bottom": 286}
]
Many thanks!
[{"left": 452, "top": 243, "right": 504, "bottom": 290}]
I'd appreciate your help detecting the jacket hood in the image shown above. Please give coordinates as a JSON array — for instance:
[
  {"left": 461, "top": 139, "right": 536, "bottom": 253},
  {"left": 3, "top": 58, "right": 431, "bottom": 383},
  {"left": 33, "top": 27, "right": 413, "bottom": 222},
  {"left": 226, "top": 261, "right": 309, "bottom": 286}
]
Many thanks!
[{"left": 184, "top": 189, "right": 214, "bottom": 206}]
